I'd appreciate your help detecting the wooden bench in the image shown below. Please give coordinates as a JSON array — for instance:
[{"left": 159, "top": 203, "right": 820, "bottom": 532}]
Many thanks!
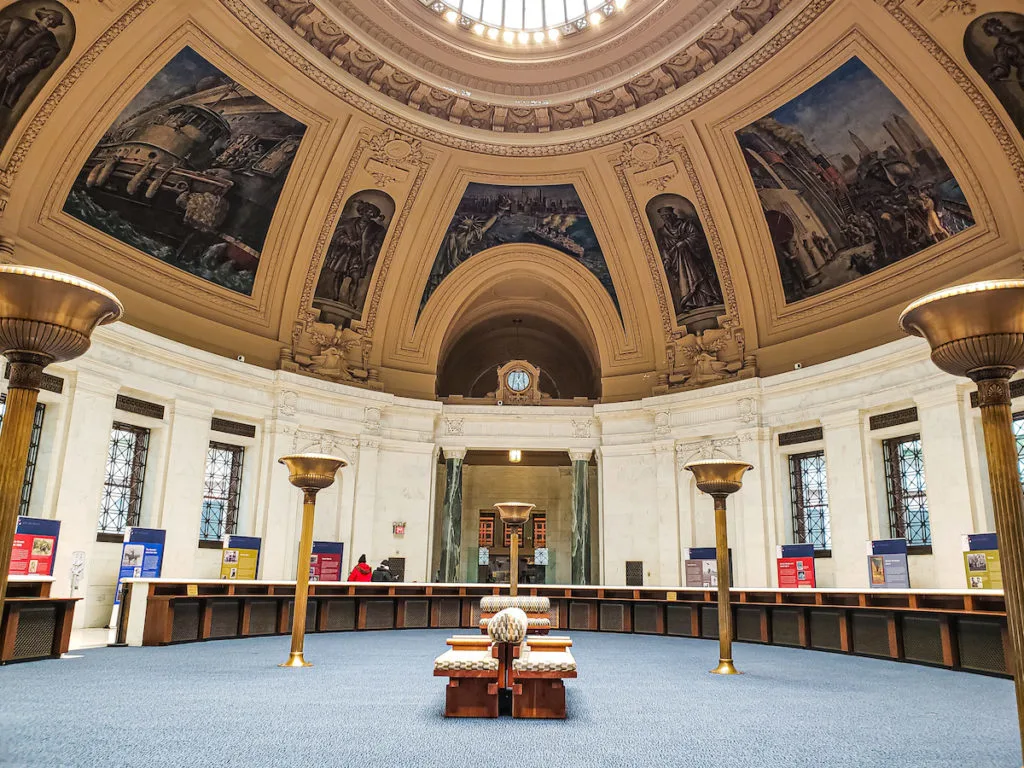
[
  {"left": 433, "top": 636, "right": 501, "bottom": 717},
  {"left": 511, "top": 636, "right": 577, "bottom": 719}
]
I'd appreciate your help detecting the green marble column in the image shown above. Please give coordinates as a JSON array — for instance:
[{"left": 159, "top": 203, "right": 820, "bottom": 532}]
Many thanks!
[
  {"left": 437, "top": 448, "right": 465, "bottom": 583},
  {"left": 569, "top": 449, "right": 593, "bottom": 584}
]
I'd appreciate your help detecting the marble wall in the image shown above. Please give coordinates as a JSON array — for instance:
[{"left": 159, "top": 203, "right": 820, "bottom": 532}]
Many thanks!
[{"left": 7, "top": 322, "right": 1004, "bottom": 627}]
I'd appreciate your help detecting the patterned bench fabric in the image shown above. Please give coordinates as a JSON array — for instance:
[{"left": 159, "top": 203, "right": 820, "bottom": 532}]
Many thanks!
[
  {"left": 480, "top": 617, "right": 550, "bottom": 630},
  {"left": 480, "top": 596, "right": 550, "bottom": 613},
  {"left": 513, "top": 650, "right": 577, "bottom": 674},
  {"left": 487, "top": 607, "right": 529, "bottom": 644},
  {"left": 434, "top": 649, "right": 499, "bottom": 672}
]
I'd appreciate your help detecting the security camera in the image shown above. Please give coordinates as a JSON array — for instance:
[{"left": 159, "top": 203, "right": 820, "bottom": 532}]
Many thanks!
[
  {"left": 236, "top": 355, "right": 246, "bottom": 363},
  {"left": 794, "top": 362, "right": 803, "bottom": 370}
]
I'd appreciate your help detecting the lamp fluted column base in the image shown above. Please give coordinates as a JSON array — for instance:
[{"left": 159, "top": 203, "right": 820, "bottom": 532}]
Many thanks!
[
  {"left": 711, "top": 497, "right": 739, "bottom": 676},
  {"left": 974, "top": 375, "right": 1024, "bottom": 746},
  {"left": 0, "top": 361, "right": 43, "bottom": 605},
  {"left": 280, "top": 490, "right": 317, "bottom": 669}
]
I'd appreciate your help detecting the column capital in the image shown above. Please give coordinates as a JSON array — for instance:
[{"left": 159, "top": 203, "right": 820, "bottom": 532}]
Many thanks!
[
  {"left": 567, "top": 448, "right": 593, "bottom": 463},
  {"left": 912, "top": 385, "right": 963, "bottom": 410},
  {"left": 71, "top": 368, "right": 122, "bottom": 399},
  {"left": 442, "top": 446, "right": 467, "bottom": 461}
]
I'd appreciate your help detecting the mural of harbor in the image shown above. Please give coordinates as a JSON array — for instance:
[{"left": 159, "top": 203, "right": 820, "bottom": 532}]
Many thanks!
[
  {"left": 418, "top": 182, "right": 619, "bottom": 315},
  {"left": 63, "top": 46, "right": 306, "bottom": 295},
  {"left": 736, "top": 57, "right": 974, "bottom": 304}
]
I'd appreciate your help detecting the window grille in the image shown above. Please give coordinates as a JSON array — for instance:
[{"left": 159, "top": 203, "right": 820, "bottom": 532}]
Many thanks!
[
  {"left": 789, "top": 450, "right": 831, "bottom": 551},
  {"left": 1014, "top": 413, "right": 1024, "bottom": 486},
  {"left": 478, "top": 513, "right": 494, "bottom": 547},
  {"left": 532, "top": 514, "right": 547, "bottom": 548},
  {"left": 98, "top": 422, "right": 150, "bottom": 534},
  {"left": 0, "top": 394, "right": 45, "bottom": 516},
  {"left": 882, "top": 434, "right": 930, "bottom": 545},
  {"left": 200, "top": 442, "right": 244, "bottom": 541},
  {"left": 503, "top": 521, "right": 524, "bottom": 547}
]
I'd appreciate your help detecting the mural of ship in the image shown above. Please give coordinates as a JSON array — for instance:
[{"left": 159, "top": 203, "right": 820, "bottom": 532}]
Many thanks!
[
  {"left": 531, "top": 214, "right": 585, "bottom": 258},
  {"left": 65, "top": 50, "right": 306, "bottom": 296}
]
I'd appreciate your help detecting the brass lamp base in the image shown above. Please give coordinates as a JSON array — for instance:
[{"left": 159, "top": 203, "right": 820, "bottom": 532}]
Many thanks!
[
  {"left": 279, "top": 652, "right": 312, "bottom": 668},
  {"left": 710, "top": 659, "right": 741, "bottom": 676}
]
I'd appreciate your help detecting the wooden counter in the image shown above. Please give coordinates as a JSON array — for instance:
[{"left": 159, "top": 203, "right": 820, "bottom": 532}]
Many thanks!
[
  {"left": 0, "top": 595, "right": 76, "bottom": 664},
  {"left": 117, "top": 580, "right": 1010, "bottom": 677}
]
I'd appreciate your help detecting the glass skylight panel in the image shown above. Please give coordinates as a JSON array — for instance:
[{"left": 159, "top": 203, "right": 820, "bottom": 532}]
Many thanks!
[
  {"left": 523, "top": 2, "right": 545, "bottom": 28},
  {"left": 544, "top": 0, "right": 566, "bottom": 25},
  {"left": 463, "top": 0, "right": 483, "bottom": 17},
  {"left": 431, "top": 0, "right": 625, "bottom": 41},
  {"left": 565, "top": 0, "right": 586, "bottom": 20},
  {"left": 481, "top": 0, "right": 503, "bottom": 25},
  {"left": 505, "top": 0, "right": 524, "bottom": 29}
]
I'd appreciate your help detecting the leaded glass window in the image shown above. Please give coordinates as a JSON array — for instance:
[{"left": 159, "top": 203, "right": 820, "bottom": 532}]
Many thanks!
[
  {"left": 200, "top": 442, "right": 244, "bottom": 541},
  {"left": 0, "top": 394, "right": 45, "bottom": 516},
  {"left": 883, "top": 434, "right": 930, "bottom": 546},
  {"left": 98, "top": 422, "right": 150, "bottom": 534},
  {"left": 789, "top": 450, "right": 830, "bottom": 551},
  {"left": 1013, "top": 412, "right": 1024, "bottom": 485}
]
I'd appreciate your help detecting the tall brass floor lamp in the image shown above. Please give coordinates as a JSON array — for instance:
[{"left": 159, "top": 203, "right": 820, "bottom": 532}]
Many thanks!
[
  {"left": 277, "top": 453, "right": 346, "bottom": 668},
  {"left": 494, "top": 502, "right": 534, "bottom": 596},
  {"left": 0, "top": 266, "right": 122, "bottom": 612},
  {"left": 683, "top": 459, "right": 753, "bottom": 675},
  {"left": 900, "top": 280, "right": 1024, "bottom": 757}
]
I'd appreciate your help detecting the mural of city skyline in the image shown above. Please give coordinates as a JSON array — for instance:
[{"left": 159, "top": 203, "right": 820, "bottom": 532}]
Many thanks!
[
  {"left": 63, "top": 47, "right": 307, "bottom": 295},
  {"left": 736, "top": 56, "right": 974, "bottom": 303},
  {"left": 418, "top": 182, "right": 620, "bottom": 316}
]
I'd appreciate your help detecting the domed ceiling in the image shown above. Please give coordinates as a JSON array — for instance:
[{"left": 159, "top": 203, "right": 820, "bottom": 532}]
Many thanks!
[{"left": 0, "top": 0, "right": 1020, "bottom": 402}]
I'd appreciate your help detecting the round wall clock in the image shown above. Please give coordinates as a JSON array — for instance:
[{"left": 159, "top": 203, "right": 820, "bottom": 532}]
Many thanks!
[{"left": 506, "top": 369, "right": 531, "bottom": 392}]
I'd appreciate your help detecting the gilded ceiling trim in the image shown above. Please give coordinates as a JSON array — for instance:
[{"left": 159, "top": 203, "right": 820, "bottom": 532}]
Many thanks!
[
  {"left": 0, "top": 0, "right": 160, "bottom": 192},
  {"left": 876, "top": 0, "right": 1024, "bottom": 191}
]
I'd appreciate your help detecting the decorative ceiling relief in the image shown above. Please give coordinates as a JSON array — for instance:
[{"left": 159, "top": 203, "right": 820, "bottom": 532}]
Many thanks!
[
  {"left": 965, "top": 13, "right": 1024, "bottom": 143},
  {"left": 0, "top": 1, "right": 75, "bottom": 156},
  {"left": 417, "top": 182, "right": 620, "bottom": 318},
  {"left": 257, "top": 0, "right": 793, "bottom": 134},
  {"left": 62, "top": 46, "right": 307, "bottom": 295},
  {"left": 284, "top": 125, "right": 432, "bottom": 391},
  {"left": 736, "top": 55, "right": 975, "bottom": 304}
]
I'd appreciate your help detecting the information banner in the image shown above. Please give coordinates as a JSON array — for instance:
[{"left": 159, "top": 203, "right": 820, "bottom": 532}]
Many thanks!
[
  {"left": 221, "top": 535, "right": 261, "bottom": 580},
  {"left": 684, "top": 547, "right": 733, "bottom": 587},
  {"left": 867, "top": 539, "right": 910, "bottom": 589},
  {"left": 776, "top": 543, "right": 816, "bottom": 588},
  {"left": 9, "top": 516, "right": 60, "bottom": 576},
  {"left": 310, "top": 541, "right": 343, "bottom": 581},
  {"left": 963, "top": 532, "right": 1002, "bottom": 589},
  {"left": 114, "top": 528, "right": 165, "bottom": 605}
]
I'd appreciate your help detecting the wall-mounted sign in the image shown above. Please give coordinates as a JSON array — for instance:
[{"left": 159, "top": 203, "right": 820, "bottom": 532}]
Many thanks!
[
  {"left": 310, "top": 541, "right": 344, "bottom": 581},
  {"left": 393, "top": 522, "right": 406, "bottom": 536},
  {"left": 221, "top": 535, "right": 261, "bottom": 580},
  {"left": 9, "top": 516, "right": 60, "bottom": 576},
  {"left": 963, "top": 532, "right": 1001, "bottom": 589},
  {"left": 867, "top": 539, "right": 910, "bottom": 589},
  {"left": 776, "top": 543, "right": 816, "bottom": 589}
]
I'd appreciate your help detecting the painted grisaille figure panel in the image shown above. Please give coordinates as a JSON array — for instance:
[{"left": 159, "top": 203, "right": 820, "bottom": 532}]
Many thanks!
[
  {"left": 645, "top": 193, "right": 725, "bottom": 330},
  {"left": 63, "top": 47, "right": 307, "bottom": 296},
  {"left": 0, "top": 1, "right": 74, "bottom": 154},
  {"left": 965, "top": 13, "right": 1024, "bottom": 142},
  {"left": 313, "top": 189, "right": 395, "bottom": 329},
  {"left": 736, "top": 56, "right": 974, "bottom": 304},
  {"left": 418, "top": 182, "right": 619, "bottom": 317}
]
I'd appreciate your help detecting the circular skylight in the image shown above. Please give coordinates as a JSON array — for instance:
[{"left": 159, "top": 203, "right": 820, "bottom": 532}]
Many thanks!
[{"left": 422, "top": 0, "right": 627, "bottom": 44}]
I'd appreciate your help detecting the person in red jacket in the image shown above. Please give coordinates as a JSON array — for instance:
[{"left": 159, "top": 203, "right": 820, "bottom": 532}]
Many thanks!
[{"left": 348, "top": 554, "right": 372, "bottom": 582}]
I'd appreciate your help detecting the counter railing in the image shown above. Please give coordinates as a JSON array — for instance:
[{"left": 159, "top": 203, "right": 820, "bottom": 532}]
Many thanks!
[{"left": 116, "top": 579, "right": 1010, "bottom": 677}]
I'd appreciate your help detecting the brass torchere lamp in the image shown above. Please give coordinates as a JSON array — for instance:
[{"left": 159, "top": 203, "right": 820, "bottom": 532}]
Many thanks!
[
  {"left": 683, "top": 459, "right": 753, "bottom": 675},
  {"left": 277, "top": 453, "right": 346, "bottom": 667},
  {"left": 494, "top": 502, "right": 535, "bottom": 596},
  {"left": 899, "top": 279, "right": 1024, "bottom": 754},
  {"left": 0, "top": 266, "right": 122, "bottom": 610}
]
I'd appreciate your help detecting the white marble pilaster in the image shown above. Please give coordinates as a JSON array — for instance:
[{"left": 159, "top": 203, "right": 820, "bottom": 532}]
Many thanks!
[
  {"left": 736, "top": 427, "right": 774, "bottom": 587},
  {"left": 652, "top": 441, "right": 680, "bottom": 586},
  {"left": 255, "top": 419, "right": 298, "bottom": 580},
  {"left": 349, "top": 436, "right": 381, "bottom": 566},
  {"left": 821, "top": 410, "right": 872, "bottom": 587}
]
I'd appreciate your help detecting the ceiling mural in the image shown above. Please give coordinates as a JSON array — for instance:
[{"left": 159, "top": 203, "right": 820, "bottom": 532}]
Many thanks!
[
  {"left": 965, "top": 13, "right": 1024, "bottom": 143},
  {"left": 62, "top": 46, "right": 306, "bottom": 295},
  {"left": 736, "top": 56, "right": 975, "bottom": 304},
  {"left": 645, "top": 193, "right": 725, "bottom": 332},
  {"left": 0, "top": 0, "right": 75, "bottom": 154},
  {"left": 418, "top": 182, "right": 620, "bottom": 317},
  {"left": 313, "top": 189, "right": 395, "bottom": 329}
]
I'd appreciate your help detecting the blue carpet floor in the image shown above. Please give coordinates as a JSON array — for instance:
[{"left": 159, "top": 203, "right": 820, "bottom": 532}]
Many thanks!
[{"left": 0, "top": 629, "right": 1018, "bottom": 767}]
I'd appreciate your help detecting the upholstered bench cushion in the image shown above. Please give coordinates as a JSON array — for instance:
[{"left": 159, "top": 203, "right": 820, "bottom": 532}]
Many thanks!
[
  {"left": 434, "top": 650, "right": 499, "bottom": 672},
  {"left": 480, "top": 596, "right": 550, "bottom": 613},
  {"left": 486, "top": 607, "right": 529, "bottom": 643},
  {"left": 513, "top": 650, "right": 576, "bottom": 674},
  {"left": 480, "top": 617, "right": 550, "bottom": 630}
]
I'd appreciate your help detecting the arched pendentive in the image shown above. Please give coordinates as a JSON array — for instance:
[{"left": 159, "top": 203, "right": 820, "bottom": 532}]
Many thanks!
[{"left": 412, "top": 244, "right": 623, "bottom": 392}]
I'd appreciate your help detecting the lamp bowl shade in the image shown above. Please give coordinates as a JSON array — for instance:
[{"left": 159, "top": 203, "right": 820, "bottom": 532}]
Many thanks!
[
  {"left": 683, "top": 459, "right": 753, "bottom": 496},
  {"left": 0, "top": 265, "right": 123, "bottom": 364},
  {"left": 278, "top": 454, "right": 347, "bottom": 492},
  {"left": 899, "top": 280, "right": 1024, "bottom": 378},
  {"left": 494, "top": 502, "right": 535, "bottom": 526}
]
